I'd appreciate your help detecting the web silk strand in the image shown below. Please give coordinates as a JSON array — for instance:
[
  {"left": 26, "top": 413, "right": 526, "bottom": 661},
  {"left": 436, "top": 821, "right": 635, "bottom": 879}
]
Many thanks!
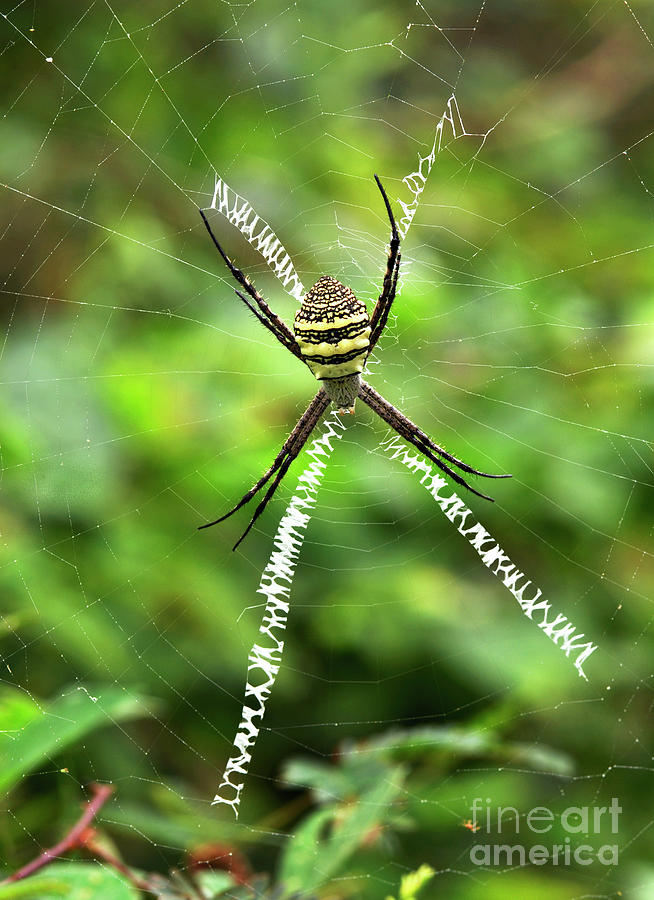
[
  {"left": 207, "top": 176, "right": 306, "bottom": 302},
  {"left": 212, "top": 97, "right": 475, "bottom": 813},
  {"left": 396, "top": 94, "right": 465, "bottom": 239},
  {"left": 213, "top": 414, "right": 345, "bottom": 816},
  {"left": 206, "top": 95, "right": 462, "bottom": 303},
  {"left": 381, "top": 435, "right": 598, "bottom": 680}
]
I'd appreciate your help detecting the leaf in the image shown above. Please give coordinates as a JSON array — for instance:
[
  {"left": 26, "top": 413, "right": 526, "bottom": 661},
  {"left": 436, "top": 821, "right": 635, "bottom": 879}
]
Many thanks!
[
  {"left": 352, "top": 726, "right": 574, "bottom": 776},
  {"left": 0, "top": 686, "right": 152, "bottom": 795},
  {"left": 397, "top": 864, "right": 435, "bottom": 900},
  {"left": 0, "top": 879, "right": 69, "bottom": 899},
  {"left": 43, "top": 864, "right": 137, "bottom": 899},
  {"left": 107, "top": 796, "right": 278, "bottom": 849},
  {"left": 0, "top": 864, "right": 137, "bottom": 900},
  {"left": 277, "top": 764, "right": 406, "bottom": 897},
  {"left": 0, "top": 688, "right": 41, "bottom": 740},
  {"left": 196, "top": 871, "right": 236, "bottom": 896},
  {"left": 281, "top": 756, "right": 372, "bottom": 804},
  {"left": 277, "top": 807, "right": 334, "bottom": 891}
]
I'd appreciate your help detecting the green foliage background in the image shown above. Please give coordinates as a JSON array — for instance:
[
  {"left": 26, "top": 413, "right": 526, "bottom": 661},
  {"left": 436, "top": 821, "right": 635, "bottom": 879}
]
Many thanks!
[{"left": 1, "top": 1, "right": 654, "bottom": 896}]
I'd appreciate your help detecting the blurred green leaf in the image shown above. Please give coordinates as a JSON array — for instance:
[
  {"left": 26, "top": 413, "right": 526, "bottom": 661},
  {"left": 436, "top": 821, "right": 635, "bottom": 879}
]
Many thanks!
[
  {"left": 107, "top": 790, "right": 281, "bottom": 849},
  {"left": 196, "top": 871, "right": 235, "bottom": 896},
  {"left": 0, "top": 688, "right": 41, "bottom": 739},
  {"left": 365, "top": 725, "right": 575, "bottom": 775},
  {"left": 0, "top": 880, "right": 69, "bottom": 899},
  {"left": 0, "top": 686, "right": 152, "bottom": 795},
  {"left": 42, "top": 864, "right": 137, "bottom": 900},
  {"left": 385, "top": 864, "right": 435, "bottom": 900},
  {"left": 283, "top": 725, "right": 573, "bottom": 807},
  {"left": 281, "top": 757, "right": 355, "bottom": 804},
  {"left": 277, "top": 764, "right": 406, "bottom": 896},
  {"left": 0, "top": 864, "right": 136, "bottom": 900}
]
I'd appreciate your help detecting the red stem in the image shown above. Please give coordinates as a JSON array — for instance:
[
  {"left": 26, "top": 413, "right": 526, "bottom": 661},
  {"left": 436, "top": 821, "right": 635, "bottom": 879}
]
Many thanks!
[
  {"left": 82, "top": 838, "right": 153, "bottom": 894},
  {"left": 3, "top": 783, "right": 114, "bottom": 884}
]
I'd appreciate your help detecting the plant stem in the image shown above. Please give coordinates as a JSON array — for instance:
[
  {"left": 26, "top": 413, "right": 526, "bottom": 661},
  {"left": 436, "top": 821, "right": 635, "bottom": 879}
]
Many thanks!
[
  {"left": 82, "top": 836, "right": 153, "bottom": 894},
  {"left": 2, "top": 783, "right": 114, "bottom": 884}
]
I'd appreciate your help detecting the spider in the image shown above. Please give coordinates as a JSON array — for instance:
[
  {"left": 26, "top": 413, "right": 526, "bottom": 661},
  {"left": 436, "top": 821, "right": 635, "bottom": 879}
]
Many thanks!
[{"left": 199, "top": 175, "right": 510, "bottom": 550}]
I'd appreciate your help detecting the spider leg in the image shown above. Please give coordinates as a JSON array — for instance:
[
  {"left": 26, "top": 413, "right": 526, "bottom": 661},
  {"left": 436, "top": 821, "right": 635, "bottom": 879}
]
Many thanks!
[
  {"left": 370, "top": 251, "right": 401, "bottom": 350},
  {"left": 233, "top": 289, "right": 300, "bottom": 356},
  {"left": 199, "top": 388, "right": 331, "bottom": 549},
  {"left": 360, "top": 381, "right": 510, "bottom": 479},
  {"left": 368, "top": 174, "right": 401, "bottom": 352},
  {"left": 231, "top": 445, "right": 298, "bottom": 551},
  {"left": 358, "top": 380, "right": 511, "bottom": 502},
  {"left": 199, "top": 209, "right": 304, "bottom": 360}
]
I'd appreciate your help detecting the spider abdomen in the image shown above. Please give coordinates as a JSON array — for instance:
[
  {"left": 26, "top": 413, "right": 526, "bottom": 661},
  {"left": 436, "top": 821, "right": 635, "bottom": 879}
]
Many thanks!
[{"left": 294, "top": 276, "right": 370, "bottom": 380}]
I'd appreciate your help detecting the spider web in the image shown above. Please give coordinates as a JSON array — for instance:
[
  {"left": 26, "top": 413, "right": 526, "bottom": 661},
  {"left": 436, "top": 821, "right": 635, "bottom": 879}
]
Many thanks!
[
  {"left": 2, "top": 0, "right": 654, "bottom": 895},
  {"left": 209, "top": 95, "right": 597, "bottom": 819}
]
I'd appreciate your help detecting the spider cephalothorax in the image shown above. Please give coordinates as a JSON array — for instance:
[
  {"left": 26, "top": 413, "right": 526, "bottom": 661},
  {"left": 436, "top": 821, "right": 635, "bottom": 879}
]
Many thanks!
[{"left": 199, "top": 175, "right": 510, "bottom": 549}]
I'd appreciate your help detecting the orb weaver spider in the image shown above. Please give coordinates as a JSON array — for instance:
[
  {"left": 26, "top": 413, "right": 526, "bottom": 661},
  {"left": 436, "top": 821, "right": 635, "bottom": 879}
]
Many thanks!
[{"left": 199, "top": 175, "right": 510, "bottom": 549}]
